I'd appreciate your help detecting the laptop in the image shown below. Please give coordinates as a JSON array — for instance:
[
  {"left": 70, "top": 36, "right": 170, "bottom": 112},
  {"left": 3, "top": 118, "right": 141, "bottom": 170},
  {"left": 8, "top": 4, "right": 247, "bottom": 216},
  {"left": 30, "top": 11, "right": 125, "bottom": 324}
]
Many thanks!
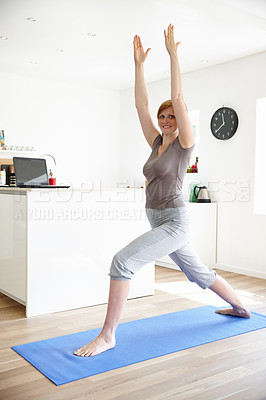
[{"left": 13, "top": 157, "right": 70, "bottom": 188}]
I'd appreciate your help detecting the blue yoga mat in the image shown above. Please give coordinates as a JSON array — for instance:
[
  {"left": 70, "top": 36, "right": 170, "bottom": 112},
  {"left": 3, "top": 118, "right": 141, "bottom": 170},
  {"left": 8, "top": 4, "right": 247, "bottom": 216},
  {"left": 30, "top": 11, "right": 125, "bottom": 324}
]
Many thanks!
[{"left": 12, "top": 305, "right": 266, "bottom": 386}]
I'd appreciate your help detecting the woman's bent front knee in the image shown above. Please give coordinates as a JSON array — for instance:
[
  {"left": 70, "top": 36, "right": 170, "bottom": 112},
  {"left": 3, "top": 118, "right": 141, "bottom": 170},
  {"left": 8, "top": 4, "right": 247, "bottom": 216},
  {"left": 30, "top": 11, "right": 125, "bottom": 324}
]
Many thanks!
[{"left": 109, "top": 251, "right": 134, "bottom": 281}]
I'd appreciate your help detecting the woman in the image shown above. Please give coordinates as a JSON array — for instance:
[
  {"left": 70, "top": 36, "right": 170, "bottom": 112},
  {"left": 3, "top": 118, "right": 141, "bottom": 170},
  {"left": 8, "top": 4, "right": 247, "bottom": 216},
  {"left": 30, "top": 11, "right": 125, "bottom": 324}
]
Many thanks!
[{"left": 74, "top": 25, "right": 250, "bottom": 358}]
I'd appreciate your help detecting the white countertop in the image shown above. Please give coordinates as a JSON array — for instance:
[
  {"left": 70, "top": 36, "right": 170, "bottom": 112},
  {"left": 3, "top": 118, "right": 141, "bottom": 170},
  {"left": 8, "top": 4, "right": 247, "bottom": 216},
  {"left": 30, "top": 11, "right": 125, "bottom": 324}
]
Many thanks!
[
  {"left": 0, "top": 186, "right": 71, "bottom": 192},
  {"left": 0, "top": 186, "right": 217, "bottom": 204},
  {"left": 0, "top": 186, "right": 145, "bottom": 192}
]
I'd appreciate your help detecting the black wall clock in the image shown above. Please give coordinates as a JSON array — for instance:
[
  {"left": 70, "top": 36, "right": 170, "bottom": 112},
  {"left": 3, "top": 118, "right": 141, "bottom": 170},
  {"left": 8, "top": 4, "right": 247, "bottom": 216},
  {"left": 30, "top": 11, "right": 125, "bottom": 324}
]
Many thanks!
[{"left": 210, "top": 106, "right": 239, "bottom": 140}]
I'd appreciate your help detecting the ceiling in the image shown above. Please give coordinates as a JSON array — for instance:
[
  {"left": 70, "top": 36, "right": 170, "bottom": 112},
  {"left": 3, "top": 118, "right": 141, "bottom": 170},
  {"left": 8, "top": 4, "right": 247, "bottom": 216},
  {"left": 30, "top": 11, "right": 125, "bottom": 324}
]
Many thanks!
[{"left": 0, "top": 0, "right": 266, "bottom": 90}]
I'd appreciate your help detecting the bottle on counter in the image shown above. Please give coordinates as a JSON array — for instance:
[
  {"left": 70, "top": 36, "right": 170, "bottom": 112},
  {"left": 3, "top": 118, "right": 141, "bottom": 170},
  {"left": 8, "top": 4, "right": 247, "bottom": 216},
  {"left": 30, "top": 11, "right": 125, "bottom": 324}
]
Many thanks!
[{"left": 0, "top": 169, "right": 6, "bottom": 185}]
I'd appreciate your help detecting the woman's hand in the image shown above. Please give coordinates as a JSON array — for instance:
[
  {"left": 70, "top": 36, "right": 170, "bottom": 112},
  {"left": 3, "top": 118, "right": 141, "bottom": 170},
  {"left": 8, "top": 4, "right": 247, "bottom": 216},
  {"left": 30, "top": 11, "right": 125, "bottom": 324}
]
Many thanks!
[
  {"left": 164, "top": 24, "right": 181, "bottom": 56},
  {"left": 134, "top": 35, "right": 151, "bottom": 65}
]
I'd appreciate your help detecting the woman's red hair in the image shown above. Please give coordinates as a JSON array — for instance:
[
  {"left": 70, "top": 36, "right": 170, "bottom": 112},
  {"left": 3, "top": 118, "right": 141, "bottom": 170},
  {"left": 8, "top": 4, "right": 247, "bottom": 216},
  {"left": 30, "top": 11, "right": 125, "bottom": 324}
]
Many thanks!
[
  {"left": 157, "top": 100, "right": 173, "bottom": 118},
  {"left": 157, "top": 99, "right": 188, "bottom": 118}
]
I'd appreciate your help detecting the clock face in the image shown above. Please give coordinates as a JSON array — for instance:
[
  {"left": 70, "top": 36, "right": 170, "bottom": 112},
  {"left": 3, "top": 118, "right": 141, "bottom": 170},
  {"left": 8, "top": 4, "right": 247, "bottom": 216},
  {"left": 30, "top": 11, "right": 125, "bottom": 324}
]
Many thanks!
[{"left": 210, "top": 107, "right": 238, "bottom": 140}]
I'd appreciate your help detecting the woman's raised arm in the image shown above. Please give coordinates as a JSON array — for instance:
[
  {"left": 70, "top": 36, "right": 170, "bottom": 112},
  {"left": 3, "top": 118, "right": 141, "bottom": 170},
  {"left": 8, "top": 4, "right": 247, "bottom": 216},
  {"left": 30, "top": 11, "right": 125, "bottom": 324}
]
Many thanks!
[
  {"left": 134, "top": 35, "right": 160, "bottom": 148},
  {"left": 164, "top": 24, "right": 195, "bottom": 149}
]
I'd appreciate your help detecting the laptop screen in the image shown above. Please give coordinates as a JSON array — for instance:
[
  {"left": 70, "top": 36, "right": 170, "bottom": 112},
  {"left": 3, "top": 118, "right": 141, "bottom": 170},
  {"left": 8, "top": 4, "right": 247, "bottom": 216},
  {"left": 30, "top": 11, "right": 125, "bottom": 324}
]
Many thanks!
[{"left": 13, "top": 157, "right": 49, "bottom": 186}]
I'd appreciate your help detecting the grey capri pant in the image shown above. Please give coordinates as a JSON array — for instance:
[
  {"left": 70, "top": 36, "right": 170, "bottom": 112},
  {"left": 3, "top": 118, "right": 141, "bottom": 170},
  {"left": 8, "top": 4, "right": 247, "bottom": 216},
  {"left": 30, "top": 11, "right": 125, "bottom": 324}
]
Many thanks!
[{"left": 109, "top": 206, "right": 216, "bottom": 289}]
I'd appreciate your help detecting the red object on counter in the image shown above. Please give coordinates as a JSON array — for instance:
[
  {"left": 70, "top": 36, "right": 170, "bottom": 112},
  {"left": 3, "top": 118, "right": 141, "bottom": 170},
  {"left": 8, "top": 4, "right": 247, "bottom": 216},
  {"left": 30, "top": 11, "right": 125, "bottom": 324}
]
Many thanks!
[{"left": 49, "top": 178, "right": 56, "bottom": 185}]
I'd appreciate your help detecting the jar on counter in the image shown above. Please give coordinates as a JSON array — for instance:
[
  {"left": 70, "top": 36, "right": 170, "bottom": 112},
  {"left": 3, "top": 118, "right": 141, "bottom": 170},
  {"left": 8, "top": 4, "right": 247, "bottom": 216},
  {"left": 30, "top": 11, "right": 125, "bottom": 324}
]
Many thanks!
[{"left": 9, "top": 165, "right": 16, "bottom": 186}]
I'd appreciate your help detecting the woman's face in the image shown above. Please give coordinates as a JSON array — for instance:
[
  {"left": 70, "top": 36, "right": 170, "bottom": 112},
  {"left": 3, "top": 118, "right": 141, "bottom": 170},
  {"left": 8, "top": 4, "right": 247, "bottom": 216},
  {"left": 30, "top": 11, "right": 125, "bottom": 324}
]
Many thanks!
[{"left": 158, "top": 107, "right": 178, "bottom": 135}]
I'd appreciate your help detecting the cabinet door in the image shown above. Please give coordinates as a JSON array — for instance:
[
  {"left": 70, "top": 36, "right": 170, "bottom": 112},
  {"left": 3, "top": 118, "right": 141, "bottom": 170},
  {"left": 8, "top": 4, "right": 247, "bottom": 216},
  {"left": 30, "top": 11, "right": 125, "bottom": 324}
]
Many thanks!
[{"left": 0, "top": 193, "right": 26, "bottom": 303}]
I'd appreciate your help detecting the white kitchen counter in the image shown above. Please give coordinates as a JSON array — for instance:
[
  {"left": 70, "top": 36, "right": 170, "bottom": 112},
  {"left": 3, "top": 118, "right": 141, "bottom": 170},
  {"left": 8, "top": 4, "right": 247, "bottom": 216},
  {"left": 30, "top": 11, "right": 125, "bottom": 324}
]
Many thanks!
[{"left": 0, "top": 187, "right": 154, "bottom": 317}]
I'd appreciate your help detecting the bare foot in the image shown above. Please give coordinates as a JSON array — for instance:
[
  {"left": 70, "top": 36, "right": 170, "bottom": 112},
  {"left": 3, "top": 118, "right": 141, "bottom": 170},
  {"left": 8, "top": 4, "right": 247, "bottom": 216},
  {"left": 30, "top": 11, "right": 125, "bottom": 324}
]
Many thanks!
[
  {"left": 73, "top": 333, "right": 116, "bottom": 357},
  {"left": 215, "top": 307, "right": 251, "bottom": 318}
]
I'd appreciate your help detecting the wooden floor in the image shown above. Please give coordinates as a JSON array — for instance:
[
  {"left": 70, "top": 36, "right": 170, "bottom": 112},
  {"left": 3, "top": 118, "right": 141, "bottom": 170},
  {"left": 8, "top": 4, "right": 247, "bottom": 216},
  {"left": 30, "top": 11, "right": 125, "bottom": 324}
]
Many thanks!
[{"left": 1, "top": 267, "right": 266, "bottom": 400}]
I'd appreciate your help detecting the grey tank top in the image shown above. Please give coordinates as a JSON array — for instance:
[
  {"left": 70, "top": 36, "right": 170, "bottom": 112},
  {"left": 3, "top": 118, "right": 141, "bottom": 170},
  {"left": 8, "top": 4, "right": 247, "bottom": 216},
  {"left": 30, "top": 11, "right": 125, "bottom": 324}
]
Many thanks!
[{"left": 143, "top": 134, "right": 195, "bottom": 209}]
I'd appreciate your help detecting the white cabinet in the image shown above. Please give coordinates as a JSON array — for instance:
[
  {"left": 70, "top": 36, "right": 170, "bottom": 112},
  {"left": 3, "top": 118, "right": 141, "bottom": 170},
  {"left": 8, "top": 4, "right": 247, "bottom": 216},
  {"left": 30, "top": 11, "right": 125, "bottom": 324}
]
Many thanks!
[{"left": 156, "top": 202, "right": 217, "bottom": 270}]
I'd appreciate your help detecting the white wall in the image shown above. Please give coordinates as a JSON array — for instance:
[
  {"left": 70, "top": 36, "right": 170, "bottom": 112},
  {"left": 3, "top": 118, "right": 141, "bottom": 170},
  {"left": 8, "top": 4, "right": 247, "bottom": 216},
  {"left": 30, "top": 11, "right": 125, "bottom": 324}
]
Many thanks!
[
  {"left": 0, "top": 71, "right": 120, "bottom": 189},
  {"left": 119, "top": 51, "right": 266, "bottom": 278}
]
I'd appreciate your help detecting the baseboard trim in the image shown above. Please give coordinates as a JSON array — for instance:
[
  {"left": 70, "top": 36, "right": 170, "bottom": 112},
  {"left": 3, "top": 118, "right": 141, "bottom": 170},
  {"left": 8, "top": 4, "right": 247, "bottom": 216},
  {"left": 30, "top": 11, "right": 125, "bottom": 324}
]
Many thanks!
[
  {"left": 215, "top": 264, "right": 266, "bottom": 280},
  {"left": 156, "top": 261, "right": 266, "bottom": 281},
  {"left": 0, "top": 289, "right": 26, "bottom": 306}
]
